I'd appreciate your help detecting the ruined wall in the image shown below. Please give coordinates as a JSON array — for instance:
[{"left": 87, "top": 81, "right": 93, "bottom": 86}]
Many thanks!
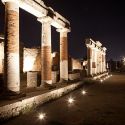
[
  {"left": 0, "top": 45, "right": 60, "bottom": 73},
  {"left": 72, "top": 58, "right": 82, "bottom": 70},
  {"left": 23, "top": 48, "right": 40, "bottom": 72},
  {"left": 0, "top": 44, "right": 41, "bottom": 73}
]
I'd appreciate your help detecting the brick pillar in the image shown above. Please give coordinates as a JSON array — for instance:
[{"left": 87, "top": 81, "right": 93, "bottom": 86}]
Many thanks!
[
  {"left": 57, "top": 28, "right": 70, "bottom": 81},
  {"left": 87, "top": 47, "right": 92, "bottom": 76},
  {"left": 4, "top": 2, "right": 20, "bottom": 93},
  {"left": 38, "top": 17, "right": 52, "bottom": 85}
]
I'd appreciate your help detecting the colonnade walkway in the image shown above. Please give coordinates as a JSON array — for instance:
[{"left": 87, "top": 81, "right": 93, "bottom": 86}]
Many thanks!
[{"left": 1, "top": 72, "right": 125, "bottom": 125}]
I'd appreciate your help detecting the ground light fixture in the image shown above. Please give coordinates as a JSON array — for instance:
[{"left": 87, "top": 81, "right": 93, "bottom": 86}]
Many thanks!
[
  {"left": 100, "top": 79, "right": 103, "bottom": 83},
  {"left": 82, "top": 90, "right": 86, "bottom": 95},
  {"left": 39, "top": 113, "right": 46, "bottom": 120},
  {"left": 68, "top": 97, "right": 74, "bottom": 104}
]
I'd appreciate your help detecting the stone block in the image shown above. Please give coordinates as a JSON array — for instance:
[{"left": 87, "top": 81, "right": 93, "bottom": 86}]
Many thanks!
[{"left": 27, "top": 71, "right": 38, "bottom": 88}]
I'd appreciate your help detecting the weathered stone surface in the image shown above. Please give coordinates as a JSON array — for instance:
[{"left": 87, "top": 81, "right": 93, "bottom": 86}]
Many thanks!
[
  {"left": 41, "top": 21, "right": 52, "bottom": 85},
  {"left": 0, "top": 82, "right": 82, "bottom": 121},
  {"left": 41, "top": 46, "right": 52, "bottom": 81},
  {"left": 72, "top": 58, "right": 82, "bottom": 70},
  {"left": 52, "top": 71, "right": 59, "bottom": 83},
  {"left": 69, "top": 73, "right": 80, "bottom": 80},
  {"left": 87, "top": 47, "right": 92, "bottom": 59},
  {"left": 60, "top": 36, "right": 68, "bottom": 61},
  {"left": 4, "top": 2, "right": 20, "bottom": 92},
  {"left": 23, "top": 48, "right": 39, "bottom": 72},
  {"left": 85, "top": 38, "right": 107, "bottom": 76},
  {"left": 59, "top": 31, "right": 68, "bottom": 81},
  {"left": 27, "top": 71, "right": 38, "bottom": 88}
]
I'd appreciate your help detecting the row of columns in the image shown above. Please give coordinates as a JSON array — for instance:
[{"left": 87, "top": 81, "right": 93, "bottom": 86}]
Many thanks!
[
  {"left": 86, "top": 39, "right": 107, "bottom": 76},
  {"left": 3, "top": 1, "right": 70, "bottom": 93}
]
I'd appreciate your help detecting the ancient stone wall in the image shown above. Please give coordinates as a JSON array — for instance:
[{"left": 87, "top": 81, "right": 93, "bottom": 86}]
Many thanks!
[
  {"left": 72, "top": 58, "right": 82, "bottom": 70},
  {"left": 23, "top": 47, "right": 40, "bottom": 72}
]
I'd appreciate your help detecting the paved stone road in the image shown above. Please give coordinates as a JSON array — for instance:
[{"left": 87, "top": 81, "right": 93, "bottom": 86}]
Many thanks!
[{"left": 1, "top": 73, "right": 125, "bottom": 125}]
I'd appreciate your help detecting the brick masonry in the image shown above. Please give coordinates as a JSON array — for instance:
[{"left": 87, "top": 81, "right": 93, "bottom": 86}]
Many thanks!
[
  {"left": 41, "top": 46, "right": 52, "bottom": 81},
  {"left": 60, "top": 36, "right": 68, "bottom": 61},
  {"left": 4, "top": 2, "right": 20, "bottom": 92}
]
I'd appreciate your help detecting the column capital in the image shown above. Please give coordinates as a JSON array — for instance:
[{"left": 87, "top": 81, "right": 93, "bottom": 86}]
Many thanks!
[
  {"left": 2, "top": 0, "right": 19, "bottom": 4},
  {"left": 102, "top": 47, "right": 107, "bottom": 51},
  {"left": 56, "top": 28, "right": 71, "bottom": 33},
  {"left": 37, "top": 16, "right": 52, "bottom": 24}
]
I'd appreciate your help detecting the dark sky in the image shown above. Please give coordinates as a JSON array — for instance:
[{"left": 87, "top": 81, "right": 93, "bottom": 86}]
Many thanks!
[{"left": 0, "top": 0, "right": 125, "bottom": 60}]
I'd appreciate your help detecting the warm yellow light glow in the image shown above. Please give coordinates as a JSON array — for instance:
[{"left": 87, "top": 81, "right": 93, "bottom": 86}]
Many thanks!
[
  {"left": 68, "top": 97, "right": 74, "bottom": 104},
  {"left": 39, "top": 113, "right": 46, "bottom": 120},
  {"left": 52, "top": 52, "right": 56, "bottom": 58},
  {"left": 82, "top": 90, "right": 86, "bottom": 95},
  {"left": 23, "top": 48, "right": 38, "bottom": 72},
  {"left": 100, "top": 79, "right": 103, "bottom": 82},
  {"left": 93, "top": 77, "right": 97, "bottom": 80},
  {"left": 23, "top": 57, "right": 34, "bottom": 72}
]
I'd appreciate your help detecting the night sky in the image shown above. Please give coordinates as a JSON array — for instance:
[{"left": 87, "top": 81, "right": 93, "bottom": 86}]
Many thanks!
[{"left": 0, "top": 0, "right": 125, "bottom": 60}]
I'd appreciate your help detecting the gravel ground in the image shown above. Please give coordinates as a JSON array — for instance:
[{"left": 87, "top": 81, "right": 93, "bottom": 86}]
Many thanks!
[{"left": 1, "top": 72, "right": 125, "bottom": 125}]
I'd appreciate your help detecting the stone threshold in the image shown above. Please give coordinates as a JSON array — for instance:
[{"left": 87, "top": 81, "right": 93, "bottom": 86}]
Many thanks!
[{"left": 0, "top": 81, "right": 83, "bottom": 121}]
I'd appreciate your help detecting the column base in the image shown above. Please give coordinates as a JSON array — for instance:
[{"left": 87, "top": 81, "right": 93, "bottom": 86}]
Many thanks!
[
  {"left": 41, "top": 80, "right": 52, "bottom": 85},
  {"left": 59, "top": 78, "right": 68, "bottom": 84},
  {"left": 0, "top": 90, "right": 26, "bottom": 100},
  {"left": 40, "top": 81, "right": 56, "bottom": 90}
]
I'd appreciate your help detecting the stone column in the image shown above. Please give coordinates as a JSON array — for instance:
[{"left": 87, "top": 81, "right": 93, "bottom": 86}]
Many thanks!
[
  {"left": 57, "top": 28, "right": 70, "bottom": 81},
  {"left": 4, "top": 2, "right": 20, "bottom": 93},
  {"left": 94, "top": 49, "right": 97, "bottom": 74},
  {"left": 37, "top": 17, "right": 52, "bottom": 85},
  {"left": 100, "top": 52, "right": 103, "bottom": 73},
  {"left": 102, "top": 53, "right": 104, "bottom": 72},
  {"left": 99, "top": 52, "right": 102, "bottom": 73},
  {"left": 103, "top": 47, "right": 107, "bottom": 72},
  {"left": 92, "top": 49, "right": 96, "bottom": 74},
  {"left": 87, "top": 47, "right": 92, "bottom": 76},
  {"left": 103, "top": 53, "right": 106, "bottom": 71},
  {"left": 97, "top": 50, "right": 100, "bottom": 73}
]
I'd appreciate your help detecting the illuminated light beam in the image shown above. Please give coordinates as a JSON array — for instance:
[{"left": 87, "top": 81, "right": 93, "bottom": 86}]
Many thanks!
[
  {"left": 100, "top": 79, "right": 103, "bottom": 83},
  {"left": 68, "top": 97, "right": 74, "bottom": 104},
  {"left": 39, "top": 113, "right": 46, "bottom": 120},
  {"left": 82, "top": 90, "right": 86, "bottom": 95},
  {"left": 93, "top": 77, "right": 97, "bottom": 80}
]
